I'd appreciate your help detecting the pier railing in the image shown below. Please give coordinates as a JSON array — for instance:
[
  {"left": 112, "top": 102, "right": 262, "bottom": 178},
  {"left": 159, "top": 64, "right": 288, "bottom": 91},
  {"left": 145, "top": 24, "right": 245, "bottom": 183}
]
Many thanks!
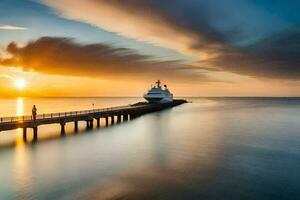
[{"left": 0, "top": 105, "right": 133, "bottom": 124}]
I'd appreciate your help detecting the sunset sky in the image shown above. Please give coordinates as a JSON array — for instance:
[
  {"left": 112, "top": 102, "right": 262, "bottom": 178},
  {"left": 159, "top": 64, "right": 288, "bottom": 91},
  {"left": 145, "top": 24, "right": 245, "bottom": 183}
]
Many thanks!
[{"left": 0, "top": 0, "right": 300, "bottom": 97}]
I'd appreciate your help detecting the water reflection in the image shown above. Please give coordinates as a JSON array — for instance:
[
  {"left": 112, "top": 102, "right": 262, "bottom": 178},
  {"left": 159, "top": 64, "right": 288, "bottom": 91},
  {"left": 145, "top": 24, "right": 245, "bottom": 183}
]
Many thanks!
[
  {"left": 148, "top": 112, "right": 171, "bottom": 169},
  {"left": 1, "top": 98, "right": 300, "bottom": 200},
  {"left": 13, "top": 145, "right": 33, "bottom": 199},
  {"left": 16, "top": 98, "right": 25, "bottom": 146},
  {"left": 16, "top": 98, "right": 24, "bottom": 116}
]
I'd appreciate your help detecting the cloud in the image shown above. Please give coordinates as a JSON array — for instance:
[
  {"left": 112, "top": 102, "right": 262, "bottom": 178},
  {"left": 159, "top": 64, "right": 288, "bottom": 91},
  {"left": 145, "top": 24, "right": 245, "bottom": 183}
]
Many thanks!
[
  {"left": 0, "top": 74, "right": 13, "bottom": 80},
  {"left": 200, "top": 29, "right": 300, "bottom": 79},
  {"left": 40, "top": 0, "right": 226, "bottom": 59},
  {"left": 0, "top": 37, "right": 208, "bottom": 81},
  {"left": 39, "top": 0, "right": 300, "bottom": 80},
  {"left": 0, "top": 25, "right": 27, "bottom": 30}
]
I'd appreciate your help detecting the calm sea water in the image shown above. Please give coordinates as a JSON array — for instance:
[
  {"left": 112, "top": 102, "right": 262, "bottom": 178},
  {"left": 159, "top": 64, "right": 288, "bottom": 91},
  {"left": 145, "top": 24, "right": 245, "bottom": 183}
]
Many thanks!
[{"left": 0, "top": 97, "right": 300, "bottom": 200}]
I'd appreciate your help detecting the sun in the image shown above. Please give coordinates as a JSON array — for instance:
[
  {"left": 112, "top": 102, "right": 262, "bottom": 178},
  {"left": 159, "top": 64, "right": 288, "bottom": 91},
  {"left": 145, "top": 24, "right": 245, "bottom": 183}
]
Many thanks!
[{"left": 15, "top": 78, "right": 26, "bottom": 90}]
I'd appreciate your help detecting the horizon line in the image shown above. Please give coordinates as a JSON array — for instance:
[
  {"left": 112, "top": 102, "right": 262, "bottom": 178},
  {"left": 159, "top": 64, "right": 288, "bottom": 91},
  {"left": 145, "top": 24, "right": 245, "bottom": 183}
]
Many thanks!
[{"left": 1, "top": 96, "right": 300, "bottom": 99}]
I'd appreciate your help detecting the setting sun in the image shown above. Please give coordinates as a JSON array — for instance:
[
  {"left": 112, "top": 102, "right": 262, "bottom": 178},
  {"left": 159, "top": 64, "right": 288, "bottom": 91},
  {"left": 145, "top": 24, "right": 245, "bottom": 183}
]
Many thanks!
[{"left": 15, "top": 78, "right": 26, "bottom": 90}]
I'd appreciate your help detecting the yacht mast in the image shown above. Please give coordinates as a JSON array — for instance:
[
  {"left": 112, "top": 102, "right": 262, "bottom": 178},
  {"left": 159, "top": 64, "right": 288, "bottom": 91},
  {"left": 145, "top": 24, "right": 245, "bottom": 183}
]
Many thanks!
[{"left": 156, "top": 80, "right": 161, "bottom": 88}]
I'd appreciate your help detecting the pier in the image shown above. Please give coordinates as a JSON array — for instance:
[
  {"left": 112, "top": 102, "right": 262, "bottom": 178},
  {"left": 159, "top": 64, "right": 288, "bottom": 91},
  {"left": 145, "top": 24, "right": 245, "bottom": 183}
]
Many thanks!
[{"left": 0, "top": 100, "right": 186, "bottom": 141}]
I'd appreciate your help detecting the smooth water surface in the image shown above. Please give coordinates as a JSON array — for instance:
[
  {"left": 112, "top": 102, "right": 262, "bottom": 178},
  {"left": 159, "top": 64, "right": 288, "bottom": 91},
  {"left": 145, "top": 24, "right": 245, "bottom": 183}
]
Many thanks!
[{"left": 0, "top": 97, "right": 300, "bottom": 200}]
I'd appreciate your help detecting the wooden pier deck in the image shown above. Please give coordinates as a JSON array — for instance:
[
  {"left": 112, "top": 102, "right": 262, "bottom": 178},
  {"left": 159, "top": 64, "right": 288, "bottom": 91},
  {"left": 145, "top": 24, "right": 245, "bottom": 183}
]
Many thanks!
[{"left": 0, "top": 99, "right": 186, "bottom": 141}]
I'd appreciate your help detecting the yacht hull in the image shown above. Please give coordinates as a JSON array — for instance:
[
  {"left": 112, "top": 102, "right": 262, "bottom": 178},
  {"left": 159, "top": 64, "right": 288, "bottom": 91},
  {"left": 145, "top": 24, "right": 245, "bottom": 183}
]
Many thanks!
[{"left": 144, "top": 96, "right": 173, "bottom": 103}]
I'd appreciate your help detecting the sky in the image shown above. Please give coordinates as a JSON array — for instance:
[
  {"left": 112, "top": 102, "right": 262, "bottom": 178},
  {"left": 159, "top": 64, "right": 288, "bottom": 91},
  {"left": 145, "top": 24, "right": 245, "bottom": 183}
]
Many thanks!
[{"left": 0, "top": 0, "right": 299, "bottom": 97}]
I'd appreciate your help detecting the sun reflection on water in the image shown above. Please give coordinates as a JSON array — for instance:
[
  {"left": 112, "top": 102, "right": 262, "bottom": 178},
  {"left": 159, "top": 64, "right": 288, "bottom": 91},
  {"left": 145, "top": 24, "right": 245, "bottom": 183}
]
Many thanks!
[
  {"left": 13, "top": 141, "right": 33, "bottom": 197},
  {"left": 13, "top": 98, "right": 33, "bottom": 196},
  {"left": 16, "top": 98, "right": 25, "bottom": 146},
  {"left": 16, "top": 98, "right": 24, "bottom": 116}
]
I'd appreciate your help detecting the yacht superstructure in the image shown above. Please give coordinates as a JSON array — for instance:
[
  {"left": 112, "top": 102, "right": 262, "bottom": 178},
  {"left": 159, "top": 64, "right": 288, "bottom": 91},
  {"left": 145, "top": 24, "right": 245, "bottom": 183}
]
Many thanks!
[{"left": 144, "top": 80, "right": 173, "bottom": 103}]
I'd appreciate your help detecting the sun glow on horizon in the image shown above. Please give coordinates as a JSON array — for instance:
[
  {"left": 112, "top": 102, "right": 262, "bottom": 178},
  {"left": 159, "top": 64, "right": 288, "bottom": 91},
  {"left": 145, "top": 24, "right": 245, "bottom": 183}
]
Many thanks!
[{"left": 15, "top": 78, "right": 26, "bottom": 90}]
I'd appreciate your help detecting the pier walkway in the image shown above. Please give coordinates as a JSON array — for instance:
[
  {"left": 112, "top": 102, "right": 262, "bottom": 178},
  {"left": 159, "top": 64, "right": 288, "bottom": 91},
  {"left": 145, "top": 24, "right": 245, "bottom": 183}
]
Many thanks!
[{"left": 0, "top": 100, "right": 186, "bottom": 141}]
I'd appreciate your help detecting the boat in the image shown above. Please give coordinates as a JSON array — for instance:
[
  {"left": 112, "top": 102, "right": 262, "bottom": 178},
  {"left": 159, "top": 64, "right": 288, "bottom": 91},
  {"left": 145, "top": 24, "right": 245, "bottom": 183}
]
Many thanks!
[{"left": 144, "top": 80, "right": 173, "bottom": 103}]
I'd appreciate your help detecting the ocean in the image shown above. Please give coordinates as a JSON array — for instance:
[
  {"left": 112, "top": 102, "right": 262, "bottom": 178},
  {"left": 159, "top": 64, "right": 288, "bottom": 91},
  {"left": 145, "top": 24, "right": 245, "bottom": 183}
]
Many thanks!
[{"left": 0, "top": 97, "right": 300, "bottom": 200}]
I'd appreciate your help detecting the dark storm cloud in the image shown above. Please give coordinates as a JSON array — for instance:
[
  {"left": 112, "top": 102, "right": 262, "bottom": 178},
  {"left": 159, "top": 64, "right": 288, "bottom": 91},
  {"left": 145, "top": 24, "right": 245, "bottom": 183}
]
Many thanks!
[
  {"left": 105, "top": 0, "right": 230, "bottom": 51},
  {"left": 202, "top": 29, "right": 300, "bottom": 79},
  {"left": 0, "top": 37, "right": 208, "bottom": 80},
  {"left": 89, "top": 0, "right": 294, "bottom": 50},
  {"left": 102, "top": 0, "right": 300, "bottom": 79}
]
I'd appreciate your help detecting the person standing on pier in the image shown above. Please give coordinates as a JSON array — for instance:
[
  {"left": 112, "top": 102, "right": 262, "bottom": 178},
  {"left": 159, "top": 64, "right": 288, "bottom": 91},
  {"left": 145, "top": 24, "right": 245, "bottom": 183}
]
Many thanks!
[{"left": 32, "top": 105, "right": 37, "bottom": 121}]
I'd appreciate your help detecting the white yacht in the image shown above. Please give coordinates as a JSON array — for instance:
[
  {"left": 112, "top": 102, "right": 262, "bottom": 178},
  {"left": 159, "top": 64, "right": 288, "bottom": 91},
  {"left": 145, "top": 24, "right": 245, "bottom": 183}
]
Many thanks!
[{"left": 144, "top": 80, "right": 173, "bottom": 103}]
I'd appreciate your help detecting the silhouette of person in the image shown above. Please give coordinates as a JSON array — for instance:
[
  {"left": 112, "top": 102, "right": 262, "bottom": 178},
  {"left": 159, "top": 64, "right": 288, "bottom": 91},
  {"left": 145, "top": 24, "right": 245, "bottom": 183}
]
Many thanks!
[{"left": 32, "top": 105, "right": 37, "bottom": 121}]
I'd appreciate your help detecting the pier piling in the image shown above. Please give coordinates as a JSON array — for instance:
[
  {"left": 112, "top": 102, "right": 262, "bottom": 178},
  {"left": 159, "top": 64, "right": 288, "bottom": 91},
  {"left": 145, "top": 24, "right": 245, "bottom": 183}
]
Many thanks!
[
  {"left": 96, "top": 118, "right": 100, "bottom": 128},
  {"left": 74, "top": 121, "right": 78, "bottom": 132},
  {"left": 33, "top": 127, "right": 38, "bottom": 141},
  {"left": 117, "top": 114, "right": 121, "bottom": 124},
  {"left": 105, "top": 117, "right": 109, "bottom": 127},
  {"left": 61, "top": 123, "right": 66, "bottom": 135},
  {"left": 23, "top": 128, "right": 27, "bottom": 141},
  {"left": 111, "top": 116, "right": 115, "bottom": 125},
  {"left": 123, "top": 113, "right": 128, "bottom": 121}
]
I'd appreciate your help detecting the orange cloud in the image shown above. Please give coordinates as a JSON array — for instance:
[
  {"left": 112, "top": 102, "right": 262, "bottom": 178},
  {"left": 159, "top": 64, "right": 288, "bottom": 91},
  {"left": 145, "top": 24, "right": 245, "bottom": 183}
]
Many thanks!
[{"left": 0, "top": 37, "right": 209, "bottom": 82}]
